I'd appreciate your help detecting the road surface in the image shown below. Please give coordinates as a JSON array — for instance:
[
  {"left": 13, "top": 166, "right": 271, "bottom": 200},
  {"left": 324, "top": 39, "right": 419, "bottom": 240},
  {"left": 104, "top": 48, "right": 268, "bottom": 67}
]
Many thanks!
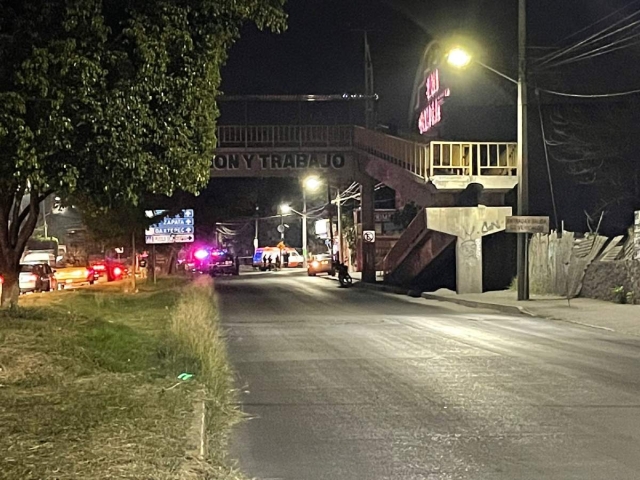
[{"left": 217, "top": 273, "right": 640, "bottom": 480}]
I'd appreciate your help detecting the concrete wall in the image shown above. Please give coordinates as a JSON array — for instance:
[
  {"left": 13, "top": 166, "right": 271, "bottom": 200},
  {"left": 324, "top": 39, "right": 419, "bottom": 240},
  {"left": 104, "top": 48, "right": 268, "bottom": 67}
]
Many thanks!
[{"left": 581, "top": 260, "right": 640, "bottom": 303}]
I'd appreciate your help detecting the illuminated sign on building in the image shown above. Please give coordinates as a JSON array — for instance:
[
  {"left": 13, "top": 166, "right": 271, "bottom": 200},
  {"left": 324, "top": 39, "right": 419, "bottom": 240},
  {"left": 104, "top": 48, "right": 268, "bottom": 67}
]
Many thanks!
[{"left": 418, "top": 69, "right": 450, "bottom": 134}]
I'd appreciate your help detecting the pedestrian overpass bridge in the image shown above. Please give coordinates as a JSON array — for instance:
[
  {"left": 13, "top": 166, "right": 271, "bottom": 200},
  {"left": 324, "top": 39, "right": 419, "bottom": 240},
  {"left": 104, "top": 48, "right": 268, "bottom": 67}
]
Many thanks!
[
  {"left": 213, "top": 124, "right": 518, "bottom": 291},
  {"left": 214, "top": 124, "right": 518, "bottom": 193}
]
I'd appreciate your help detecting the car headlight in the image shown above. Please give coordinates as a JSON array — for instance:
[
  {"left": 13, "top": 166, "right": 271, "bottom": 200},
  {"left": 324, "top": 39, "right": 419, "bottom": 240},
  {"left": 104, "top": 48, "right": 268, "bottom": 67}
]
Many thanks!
[{"left": 311, "top": 261, "right": 319, "bottom": 268}]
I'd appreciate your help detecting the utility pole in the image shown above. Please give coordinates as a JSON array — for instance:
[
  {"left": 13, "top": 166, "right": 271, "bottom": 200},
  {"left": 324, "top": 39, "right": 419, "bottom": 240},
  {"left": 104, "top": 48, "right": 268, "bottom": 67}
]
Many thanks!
[
  {"left": 336, "top": 191, "right": 342, "bottom": 264},
  {"left": 516, "top": 0, "right": 530, "bottom": 300},
  {"left": 363, "top": 31, "right": 375, "bottom": 129},
  {"left": 302, "top": 189, "right": 308, "bottom": 268},
  {"left": 254, "top": 205, "right": 259, "bottom": 252},
  {"left": 327, "top": 182, "right": 335, "bottom": 258}
]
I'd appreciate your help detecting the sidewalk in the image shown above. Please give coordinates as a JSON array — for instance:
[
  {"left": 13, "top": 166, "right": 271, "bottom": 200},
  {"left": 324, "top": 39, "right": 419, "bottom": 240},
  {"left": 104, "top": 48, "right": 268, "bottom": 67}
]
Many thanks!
[
  {"left": 421, "top": 289, "right": 640, "bottom": 336},
  {"left": 321, "top": 272, "right": 640, "bottom": 336}
]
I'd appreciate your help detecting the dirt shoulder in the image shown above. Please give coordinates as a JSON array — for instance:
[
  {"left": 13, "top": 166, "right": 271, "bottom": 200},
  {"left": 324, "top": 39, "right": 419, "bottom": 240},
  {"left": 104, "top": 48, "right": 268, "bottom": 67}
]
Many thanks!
[{"left": 0, "top": 277, "right": 244, "bottom": 479}]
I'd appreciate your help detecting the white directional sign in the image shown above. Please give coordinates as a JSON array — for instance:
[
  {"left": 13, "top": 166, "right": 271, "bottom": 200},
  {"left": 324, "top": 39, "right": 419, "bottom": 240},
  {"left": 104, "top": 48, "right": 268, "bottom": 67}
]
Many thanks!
[
  {"left": 363, "top": 230, "right": 376, "bottom": 243},
  {"left": 145, "top": 209, "right": 195, "bottom": 244},
  {"left": 505, "top": 216, "right": 550, "bottom": 234}
]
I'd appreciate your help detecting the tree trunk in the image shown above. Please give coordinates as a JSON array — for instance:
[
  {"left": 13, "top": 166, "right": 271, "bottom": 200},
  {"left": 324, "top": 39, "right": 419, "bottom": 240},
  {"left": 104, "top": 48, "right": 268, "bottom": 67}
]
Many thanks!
[{"left": 1, "top": 271, "right": 20, "bottom": 307}]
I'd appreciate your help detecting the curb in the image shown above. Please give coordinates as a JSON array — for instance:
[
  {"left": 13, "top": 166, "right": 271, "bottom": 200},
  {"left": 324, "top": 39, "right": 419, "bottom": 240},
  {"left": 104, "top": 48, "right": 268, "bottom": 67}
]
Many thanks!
[
  {"left": 315, "top": 275, "right": 629, "bottom": 335},
  {"left": 420, "top": 292, "right": 535, "bottom": 316},
  {"left": 354, "top": 281, "right": 408, "bottom": 295}
]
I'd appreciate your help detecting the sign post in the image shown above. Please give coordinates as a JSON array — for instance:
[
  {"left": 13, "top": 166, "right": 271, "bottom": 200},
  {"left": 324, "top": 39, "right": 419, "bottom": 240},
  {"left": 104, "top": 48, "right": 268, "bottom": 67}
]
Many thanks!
[
  {"left": 145, "top": 210, "right": 195, "bottom": 281},
  {"left": 506, "top": 216, "right": 550, "bottom": 300},
  {"left": 634, "top": 211, "right": 640, "bottom": 261}
]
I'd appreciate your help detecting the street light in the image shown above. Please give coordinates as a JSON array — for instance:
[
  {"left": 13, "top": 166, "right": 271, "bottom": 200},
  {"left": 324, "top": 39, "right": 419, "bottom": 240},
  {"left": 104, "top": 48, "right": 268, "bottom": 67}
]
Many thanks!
[
  {"left": 279, "top": 204, "right": 292, "bottom": 215},
  {"left": 444, "top": 0, "right": 529, "bottom": 300},
  {"left": 301, "top": 176, "right": 321, "bottom": 268},
  {"left": 446, "top": 47, "right": 472, "bottom": 68}
]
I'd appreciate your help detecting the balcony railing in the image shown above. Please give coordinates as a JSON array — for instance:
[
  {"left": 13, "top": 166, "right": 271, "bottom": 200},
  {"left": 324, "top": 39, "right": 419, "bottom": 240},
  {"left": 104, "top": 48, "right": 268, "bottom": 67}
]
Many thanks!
[
  {"left": 216, "top": 125, "right": 353, "bottom": 149},
  {"left": 430, "top": 141, "right": 517, "bottom": 177}
]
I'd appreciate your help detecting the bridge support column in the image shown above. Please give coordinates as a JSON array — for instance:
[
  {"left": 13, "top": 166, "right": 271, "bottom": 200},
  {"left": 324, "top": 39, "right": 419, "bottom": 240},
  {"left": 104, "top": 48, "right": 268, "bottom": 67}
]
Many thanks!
[
  {"left": 427, "top": 206, "right": 513, "bottom": 294},
  {"left": 456, "top": 237, "right": 483, "bottom": 295},
  {"left": 361, "top": 174, "right": 376, "bottom": 283}
]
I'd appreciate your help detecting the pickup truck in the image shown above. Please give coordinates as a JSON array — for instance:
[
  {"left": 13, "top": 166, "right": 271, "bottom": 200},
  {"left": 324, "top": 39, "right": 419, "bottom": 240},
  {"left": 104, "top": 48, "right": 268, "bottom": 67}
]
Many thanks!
[{"left": 54, "top": 265, "right": 98, "bottom": 289}]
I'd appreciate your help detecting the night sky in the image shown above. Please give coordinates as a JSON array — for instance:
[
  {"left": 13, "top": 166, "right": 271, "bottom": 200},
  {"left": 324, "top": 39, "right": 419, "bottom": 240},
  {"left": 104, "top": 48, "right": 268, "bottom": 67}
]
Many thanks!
[{"left": 201, "top": 0, "right": 640, "bottom": 237}]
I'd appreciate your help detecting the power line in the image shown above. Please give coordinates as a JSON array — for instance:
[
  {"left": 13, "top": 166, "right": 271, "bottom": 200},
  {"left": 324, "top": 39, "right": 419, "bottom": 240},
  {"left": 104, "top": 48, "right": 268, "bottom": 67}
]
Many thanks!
[
  {"left": 547, "top": 0, "right": 640, "bottom": 49},
  {"left": 545, "top": 27, "right": 640, "bottom": 68},
  {"left": 536, "top": 91, "right": 559, "bottom": 231},
  {"left": 537, "top": 7, "right": 640, "bottom": 67},
  {"left": 537, "top": 86, "right": 640, "bottom": 98}
]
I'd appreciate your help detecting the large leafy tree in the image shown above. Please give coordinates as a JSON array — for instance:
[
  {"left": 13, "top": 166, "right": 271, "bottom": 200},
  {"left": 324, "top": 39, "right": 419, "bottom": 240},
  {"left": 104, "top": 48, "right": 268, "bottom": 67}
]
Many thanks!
[{"left": 0, "top": 0, "right": 287, "bottom": 305}]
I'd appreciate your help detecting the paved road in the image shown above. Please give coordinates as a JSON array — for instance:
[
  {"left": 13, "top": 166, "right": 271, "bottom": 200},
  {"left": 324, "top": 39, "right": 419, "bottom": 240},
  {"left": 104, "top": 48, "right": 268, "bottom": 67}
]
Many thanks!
[{"left": 217, "top": 273, "right": 640, "bottom": 480}]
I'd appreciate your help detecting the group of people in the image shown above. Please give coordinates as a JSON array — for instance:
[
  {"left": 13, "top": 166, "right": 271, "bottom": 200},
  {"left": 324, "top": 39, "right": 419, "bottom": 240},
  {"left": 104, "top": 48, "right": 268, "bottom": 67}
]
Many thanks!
[{"left": 262, "top": 251, "right": 291, "bottom": 270}]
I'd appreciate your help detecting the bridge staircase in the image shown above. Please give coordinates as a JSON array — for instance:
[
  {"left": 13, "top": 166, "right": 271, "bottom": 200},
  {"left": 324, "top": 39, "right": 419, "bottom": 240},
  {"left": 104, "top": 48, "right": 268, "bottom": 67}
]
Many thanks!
[{"left": 351, "top": 127, "right": 517, "bottom": 288}]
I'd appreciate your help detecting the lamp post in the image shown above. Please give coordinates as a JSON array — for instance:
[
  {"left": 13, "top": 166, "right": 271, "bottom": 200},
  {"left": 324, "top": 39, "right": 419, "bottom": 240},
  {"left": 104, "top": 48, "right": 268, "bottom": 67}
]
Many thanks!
[
  {"left": 302, "top": 176, "right": 321, "bottom": 268},
  {"left": 445, "top": 0, "right": 529, "bottom": 300},
  {"left": 279, "top": 204, "right": 291, "bottom": 242},
  {"left": 516, "top": 0, "right": 529, "bottom": 301}
]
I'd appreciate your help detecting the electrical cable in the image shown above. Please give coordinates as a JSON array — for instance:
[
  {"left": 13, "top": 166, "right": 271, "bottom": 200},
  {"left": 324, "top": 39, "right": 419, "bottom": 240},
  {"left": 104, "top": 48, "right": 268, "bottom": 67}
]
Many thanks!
[
  {"left": 543, "top": 25, "right": 640, "bottom": 68},
  {"left": 548, "top": 0, "right": 640, "bottom": 48},
  {"left": 537, "top": 8, "right": 640, "bottom": 67},
  {"left": 536, "top": 90, "right": 560, "bottom": 231},
  {"left": 537, "top": 86, "right": 640, "bottom": 98}
]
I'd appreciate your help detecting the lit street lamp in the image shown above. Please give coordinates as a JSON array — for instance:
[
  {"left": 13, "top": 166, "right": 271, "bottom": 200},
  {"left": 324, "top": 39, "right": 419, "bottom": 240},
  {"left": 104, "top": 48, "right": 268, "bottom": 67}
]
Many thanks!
[
  {"left": 279, "top": 203, "right": 291, "bottom": 241},
  {"left": 445, "top": 0, "right": 529, "bottom": 300},
  {"left": 302, "top": 176, "right": 321, "bottom": 268}
]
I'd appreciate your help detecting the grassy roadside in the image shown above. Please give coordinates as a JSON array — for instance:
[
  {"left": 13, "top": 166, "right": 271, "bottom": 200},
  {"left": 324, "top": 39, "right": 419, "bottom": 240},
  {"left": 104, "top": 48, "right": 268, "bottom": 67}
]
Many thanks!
[{"left": 0, "top": 276, "right": 245, "bottom": 480}]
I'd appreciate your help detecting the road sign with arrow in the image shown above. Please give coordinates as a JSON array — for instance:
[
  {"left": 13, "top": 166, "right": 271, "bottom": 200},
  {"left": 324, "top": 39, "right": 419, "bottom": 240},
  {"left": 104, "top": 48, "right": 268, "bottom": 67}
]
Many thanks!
[{"left": 145, "top": 209, "right": 195, "bottom": 244}]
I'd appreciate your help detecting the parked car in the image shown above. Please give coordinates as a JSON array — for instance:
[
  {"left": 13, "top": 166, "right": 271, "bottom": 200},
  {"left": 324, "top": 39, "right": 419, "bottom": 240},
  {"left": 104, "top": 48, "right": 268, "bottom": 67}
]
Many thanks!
[
  {"left": 209, "top": 252, "right": 239, "bottom": 276},
  {"left": 19, "top": 263, "right": 57, "bottom": 293},
  {"left": 54, "top": 264, "right": 97, "bottom": 289},
  {"left": 307, "top": 254, "right": 335, "bottom": 276}
]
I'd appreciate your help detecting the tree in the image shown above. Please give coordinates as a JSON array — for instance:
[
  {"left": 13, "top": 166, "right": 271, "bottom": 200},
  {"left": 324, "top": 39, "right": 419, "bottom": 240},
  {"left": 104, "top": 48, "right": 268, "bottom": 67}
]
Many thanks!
[
  {"left": 545, "top": 101, "right": 640, "bottom": 233},
  {"left": 0, "top": 0, "right": 287, "bottom": 305}
]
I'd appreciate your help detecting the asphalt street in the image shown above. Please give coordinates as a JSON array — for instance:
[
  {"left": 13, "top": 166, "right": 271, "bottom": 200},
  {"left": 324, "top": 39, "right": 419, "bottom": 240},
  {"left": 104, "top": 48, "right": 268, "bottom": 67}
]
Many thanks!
[{"left": 217, "top": 272, "right": 640, "bottom": 480}]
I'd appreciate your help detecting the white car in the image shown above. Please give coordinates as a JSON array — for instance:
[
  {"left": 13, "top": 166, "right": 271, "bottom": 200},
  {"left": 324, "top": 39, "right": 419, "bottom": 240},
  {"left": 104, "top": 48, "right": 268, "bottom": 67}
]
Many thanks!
[{"left": 19, "top": 263, "right": 57, "bottom": 293}]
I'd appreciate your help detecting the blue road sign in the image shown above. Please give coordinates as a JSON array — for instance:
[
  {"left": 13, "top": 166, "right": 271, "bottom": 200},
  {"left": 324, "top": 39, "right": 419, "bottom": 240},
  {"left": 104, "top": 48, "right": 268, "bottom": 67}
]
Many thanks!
[
  {"left": 147, "top": 226, "right": 194, "bottom": 235},
  {"left": 145, "top": 209, "right": 195, "bottom": 244}
]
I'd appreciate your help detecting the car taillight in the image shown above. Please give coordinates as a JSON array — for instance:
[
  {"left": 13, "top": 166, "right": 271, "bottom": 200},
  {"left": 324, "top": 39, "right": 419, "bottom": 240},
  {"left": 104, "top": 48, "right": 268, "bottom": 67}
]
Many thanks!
[
  {"left": 0, "top": 276, "right": 4, "bottom": 284},
  {"left": 93, "top": 264, "right": 106, "bottom": 271},
  {"left": 113, "top": 266, "right": 123, "bottom": 277}
]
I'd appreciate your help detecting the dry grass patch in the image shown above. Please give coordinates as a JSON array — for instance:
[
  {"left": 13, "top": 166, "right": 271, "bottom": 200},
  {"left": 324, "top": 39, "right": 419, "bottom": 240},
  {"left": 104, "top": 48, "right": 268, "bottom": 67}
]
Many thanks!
[{"left": 0, "top": 277, "right": 246, "bottom": 480}]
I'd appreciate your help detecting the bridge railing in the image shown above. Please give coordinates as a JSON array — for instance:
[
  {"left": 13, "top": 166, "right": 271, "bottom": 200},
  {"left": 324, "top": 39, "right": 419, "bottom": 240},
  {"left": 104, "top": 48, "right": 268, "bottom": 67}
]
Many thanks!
[
  {"left": 430, "top": 141, "right": 518, "bottom": 177},
  {"left": 353, "top": 126, "right": 429, "bottom": 179},
  {"left": 216, "top": 125, "right": 353, "bottom": 149}
]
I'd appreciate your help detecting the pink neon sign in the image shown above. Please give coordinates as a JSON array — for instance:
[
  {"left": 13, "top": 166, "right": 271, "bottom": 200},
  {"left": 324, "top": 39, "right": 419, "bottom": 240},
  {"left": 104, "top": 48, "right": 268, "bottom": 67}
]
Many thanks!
[{"left": 418, "top": 69, "right": 450, "bottom": 134}]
